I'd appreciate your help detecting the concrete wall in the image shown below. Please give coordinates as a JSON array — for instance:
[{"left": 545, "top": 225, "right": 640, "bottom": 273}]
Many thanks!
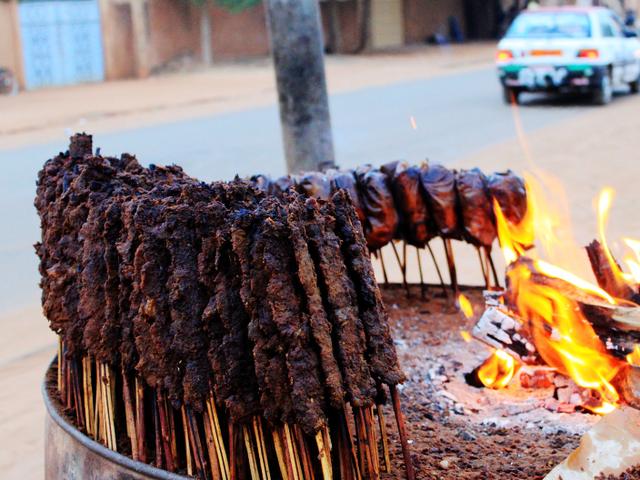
[
  {"left": 0, "top": 0, "right": 24, "bottom": 87},
  {"left": 148, "top": 0, "right": 200, "bottom": 69},
  {"left": 320, "top": 0, "right": 360, "bottom": 53},
  {"left": 403, "top": 0, "right": 467, "bottom": 44}
]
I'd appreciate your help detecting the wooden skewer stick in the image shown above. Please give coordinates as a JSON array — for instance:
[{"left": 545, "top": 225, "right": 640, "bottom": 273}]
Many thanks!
[
  {"left": 208, "top": 394, "right": 230, "bottom": 479},
  {"left": 365, "top": 407, "right": 380, "bottom": 480},
  {"left": 378, "top": 249, "right": 390, "bottom": 286},
  {"left": 357, "top": 407, "right": 374, "bottom": 479},
  {"left": 271, "top": 428, "right": 291, "bottom": 480},
  {"left": 476, "top": 247, "right": 490, "bottom": 289},
  {"left": 102, "top": 363, "right": 117, "bottom": 451},
  {"left": 181, "top": 406, "right": 193, "bottom": 476},
  {"left": 485, "top": 246, "right": 501, "bottom": 288},
  {"left": 71, "top": 359, "right": 85, "bottom": 430},
  {"left": 82, "top": 356, "right": 94, "bottom": 437},
  {"left": 391, "top": 241, "right": 410, "bottom": 296},
  {"left": 426, "top": 242, "right": 448, "bottom": 298},
  {"left": 376, "top": 404, "right": 391, "bottom": 473},
  {"left": 186, "top": 407, "right": 208, "bottom": 480},
  {"left": 243, "top": 425, "right": 260, "bottom": 480},
  {"left": 416, "top": 247, "right": 426, "bottom": 299},
  {"left": 135, "top": 377, "right": 147, "bottom": 463},
  {"left": 157, "top": 390, "right": 175, "bottom": 472},
  {"left": 342, "top": 406, "right": 362, "bottom": 480},
  {"left": 316, "top": 429, "right": 333, "bottom": 480},
  {"left": 94, "top": 361, "right": 103, "bottom": 445},
  {"left": 203, "top": 409, "right": 223, "bottom": 480},
  {"left": 443, "top": 238, "right": 459, "bottom": 297},
  {"left": 122, "top": 369, "right": 138, "bottom": 460},
  {"left": 152, "top": 392, "right": 163, "bottom": 470},
  {"left": 57, "top": 338, "right": 63, "bottom": 394},
  {"left": 253, "top": 416, "right": 272, "bottom": 480},
  {"left": 283, "top": 424, "right": 302, "bottom": 480},
  {"left": 390, "top": 385, "right": 415, "bottom": 480},
  {"left": 293, "top": 425, "right": 314, "bottom": 480}
]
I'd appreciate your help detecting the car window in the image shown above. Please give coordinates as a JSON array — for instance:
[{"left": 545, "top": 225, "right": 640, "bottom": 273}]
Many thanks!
[
  {"left": 600, "top": 13, "right": 622, "bottom": 37},
  {"left": 506, "top": 12, "right": 592, "bottom": 38}
]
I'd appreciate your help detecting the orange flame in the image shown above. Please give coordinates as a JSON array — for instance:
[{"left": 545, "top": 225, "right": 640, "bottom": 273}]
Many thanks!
[
  {"left": 458, "top": 294, "right": 474, "bottom": 319},
  {"left": 627, "top": 345, "right": 640, "bottom": 367},
  {"left": 493, "top": 176, "right": 626, "bottom": 414},
  {"left": 460, "top": 330, "right": 472, "bottom": 343},
  {"left": 478, "top": 350, "right": 517, "bottom": 389}
]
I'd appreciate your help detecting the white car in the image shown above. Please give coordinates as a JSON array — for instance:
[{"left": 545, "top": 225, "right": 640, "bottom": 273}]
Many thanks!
[{"left": 496, "top": 6, "right": 640, "bottom": 105}]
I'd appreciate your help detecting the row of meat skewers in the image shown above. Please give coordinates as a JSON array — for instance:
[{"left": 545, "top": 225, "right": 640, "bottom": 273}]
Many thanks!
[
  {"left": 36, "top": 135, "right": 413, "bottom": 480},
  {"left": 250, "top": 161, "right": 527, "bottom": 295}
]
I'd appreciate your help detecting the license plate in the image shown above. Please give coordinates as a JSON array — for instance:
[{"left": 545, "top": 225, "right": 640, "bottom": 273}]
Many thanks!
[{"left": 517, "top": 66, "right": 568, "bottom": 87}]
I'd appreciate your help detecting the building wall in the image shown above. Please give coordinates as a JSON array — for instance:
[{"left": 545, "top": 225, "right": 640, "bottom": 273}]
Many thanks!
[
  {"left": 403, "top": 0, "right": 466, "bottom": 44},
  {"left": 148, "top": 0, "right": 200, "bottom": 70},
  {"left": 0, "top": 0, "right": 24, "bottom": 87},
  {"left": 320, "top": 0, "right": 360, "bottom": 53},
  {"left": 208, "top": 3, "right": 270, "bottom": 59}
]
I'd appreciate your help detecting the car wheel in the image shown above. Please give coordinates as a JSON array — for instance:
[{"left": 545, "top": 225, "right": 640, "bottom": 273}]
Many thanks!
[
  {"left": 593, "top": 71, "right": 613, "bottom": 105},
  {"left": 630, "top": 77, "right": 639, "bottom": 94},
  {"left": 503, "top": 87, "right": 520, "bottom": 105}
]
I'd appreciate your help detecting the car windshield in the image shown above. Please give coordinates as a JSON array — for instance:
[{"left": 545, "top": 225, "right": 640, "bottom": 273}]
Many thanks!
[{"left": 506, "top": 12, "right": 592, "bottom": 39}]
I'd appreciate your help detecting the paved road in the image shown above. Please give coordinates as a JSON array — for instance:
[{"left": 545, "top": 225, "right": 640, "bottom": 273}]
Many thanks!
[{"left": 0, "top": 66, "right": 617, "bottom": 314}]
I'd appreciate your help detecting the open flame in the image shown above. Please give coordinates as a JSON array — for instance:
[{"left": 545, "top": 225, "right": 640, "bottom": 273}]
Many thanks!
[
  {"left": 477, "top": 350, "right": 517, "bottom": 389},
  {"left": 492, "top": 173, "right": 637, "bottom": 414}
]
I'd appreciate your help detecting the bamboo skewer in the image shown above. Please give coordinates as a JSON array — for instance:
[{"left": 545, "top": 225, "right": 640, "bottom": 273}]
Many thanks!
[
  {"left": 207, "top": 395, "right": 230, "bottom": 480},
  {"left": 476, "top": 247, "right": 490, "bottom": 289},
  {"left": 135, "top": 377, "right": 147, "bottom": 463},
  {"left": 443, "top": 238, "right": 459, "bottom": 296},
  {"left": 316, "top": 429, "right": 333, "bottom": 480},
  {"left": 152, "top": 395, "right": 163, "bottom": 469},
  {"left": 253, "top": 417, "right": 272, "bottom": 480},
  {"left": 101, "top": 363, "right": 117, "bottom": 451},
  {"left": 243, "top": 425, "right": 260, "bottom": 480},
  {"left": 391, "top": 241, "right": 409, "bottom": 296},
  {"left": 365, "top": 407, "right": 380, "bottom": 480},
  {"left": 157, "top": 390, "right": 175, "bottom": 472},
  {"left": 94, "top": 363, "right": 104, "bottom": 446},
  {"left": 293, "top": 425, "right": 314, "bottom": 480},
  {"left": 416, "top": 247, "right": 426, "bottom": 298},
  {"left": 390, "top": 385, "right": 415, "bottom": 480},
  {"left": 376, "top": 404, "right": 391, "bottom": 473},
  {"left": 283, "top": 424, "right": 302, "bottom": 480},
  {"left": 122, "top": 369, "right": 138, "bottom": 460},
  {"left": 82, "top": 356, "right": 94, "bottom": 437},
  {"left": 426, "top": 243, "right": 448, "bottom": 297},
  {"left": 57, "top": 339, "right": 63, "bottom": 393},
  {"left": 272, "top": 428, "right": 292, "bottom": 480},
  {"left": 186, "top": 407, "right": 208, "bottom": 480},
  {"left": 377, "top": 249, "right": 390, "bottom": 286},
  {"left": 181, "top": 406, "right": 193, "bottom": 476},
  {"left": 486, "top": 246, "right": 501, "bottom": 288},
  {"left": 203, "top": 409, "right": 223, "bottom": 480},
  {"left": 342, "top": 406, "right": 362, "bottom": 480}
]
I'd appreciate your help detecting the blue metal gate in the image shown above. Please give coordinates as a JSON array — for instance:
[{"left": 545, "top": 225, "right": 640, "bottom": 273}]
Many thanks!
[{"left": 18, "top": 0, "right": 105, "bottom": 89}]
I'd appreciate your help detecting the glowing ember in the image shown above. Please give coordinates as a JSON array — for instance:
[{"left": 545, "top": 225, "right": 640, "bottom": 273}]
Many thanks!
[
  {"left": 458, "top": 294, "right": 474, "bottom": 319},
  {"left": 478, "top": 350, "right": 517, "bottom": 389},
  {"left": 492, "top": 175, "right": 631, "bottom": 414}
]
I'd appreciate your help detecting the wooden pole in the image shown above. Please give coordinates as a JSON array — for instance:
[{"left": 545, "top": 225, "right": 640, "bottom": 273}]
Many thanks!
[{"left": 265, "top": 0, "right": 336, "bottom": 173}]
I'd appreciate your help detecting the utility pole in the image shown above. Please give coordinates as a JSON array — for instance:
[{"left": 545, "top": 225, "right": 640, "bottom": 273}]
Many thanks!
[{"left": 265, "top": 0, "right": 337, "bottom": 174}]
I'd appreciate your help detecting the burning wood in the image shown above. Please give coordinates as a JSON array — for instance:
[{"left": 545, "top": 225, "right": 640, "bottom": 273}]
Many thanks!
[{"left": 35, "top": 134, "right": 415, "bottom": 479}]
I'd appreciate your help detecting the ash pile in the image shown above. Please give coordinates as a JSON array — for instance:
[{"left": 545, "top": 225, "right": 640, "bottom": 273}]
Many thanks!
[{"left": 35, "top": 134, "right": 413, "bottom": 480}]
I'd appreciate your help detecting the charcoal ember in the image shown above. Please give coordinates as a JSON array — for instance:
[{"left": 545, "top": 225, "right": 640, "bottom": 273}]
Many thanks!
[
  {"left": 456, "top": 168, "right": 497, "bottom": 247},
  {"left": 132, "top": 199, "right": 174, "bottom": 391},
  {"left": 288, "top": 198, "right": 345, "bottom": 408},
  {"left": 356, "top": 168, "right": 399, "bottom": 250},
  {"left": 330, "top": 190, "right": 405, "bottom": 386},
  {"left": 302, "top": 197, "right": 376, "bottom": 407},
  {"left": 69, "top": 132, "right": 93, "bottom": 159},
  {"left": 297, "top": 172, "right": 331, "bottom": 200},
  {"left": 487, "top": 170, "right": 527, "bottom": 225},
  {"left": 420, "top": 163, "right": 461, "bottom": 239},
  {"left": 251, "top": 201, "right": 327, "bottom": 433},
  {"left": 327, "top": 169, "right": 365, "bottom": 223},
  {"left": 391, "top": 162, "right": 434, "bottom": 247}
]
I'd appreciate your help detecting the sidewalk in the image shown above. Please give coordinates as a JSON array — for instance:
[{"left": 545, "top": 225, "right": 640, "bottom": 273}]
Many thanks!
[{"left": 0, "top": 42, "right": 495, "bottom": 150}]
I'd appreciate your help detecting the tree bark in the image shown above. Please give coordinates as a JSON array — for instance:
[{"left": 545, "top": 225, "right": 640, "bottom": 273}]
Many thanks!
[{"left": 265, "top": 0, "right": 337, "bottom": 174}]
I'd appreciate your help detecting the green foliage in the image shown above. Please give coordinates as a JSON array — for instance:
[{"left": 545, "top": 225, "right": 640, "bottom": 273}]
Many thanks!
[{"left": 188, "top": 0, "right": 261, "bottom": 12}]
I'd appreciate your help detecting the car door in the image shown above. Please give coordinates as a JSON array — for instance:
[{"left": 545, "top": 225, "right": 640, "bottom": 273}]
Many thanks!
[
  {"left": 598, "top": 12, "right": 626, "bottom": 85},
  {"left": 613, "top": 14, "right": 640, "bottom": 83}
]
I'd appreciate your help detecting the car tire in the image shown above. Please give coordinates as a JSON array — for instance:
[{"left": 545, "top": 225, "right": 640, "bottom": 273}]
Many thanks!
[
  {"left": 630, "top": 78, "right": 639, "bottom": 94},
  {"left": 593, "top": 71, "right": 613, "bottom": 105},
  {"left": 503, "top": 87, "right": 520, "bottom": 105}
]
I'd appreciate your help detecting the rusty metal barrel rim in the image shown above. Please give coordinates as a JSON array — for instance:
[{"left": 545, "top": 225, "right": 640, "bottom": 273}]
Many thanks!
[{"left": 43, "top": 359, "right": 188, "bottom": 480}]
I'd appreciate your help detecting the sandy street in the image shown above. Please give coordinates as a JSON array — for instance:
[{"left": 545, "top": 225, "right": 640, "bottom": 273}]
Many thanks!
[{"left": 3, "top": 42, "right": 640, "bottom": 478}]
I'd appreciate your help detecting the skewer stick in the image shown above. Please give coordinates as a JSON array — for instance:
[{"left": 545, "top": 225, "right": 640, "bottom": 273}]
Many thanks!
[
  {"left": 284, "top": 424, "right": 303, "bottom": 480},
  {"left": 342, "top": 405, "right": 362, "bottom": 480},
  {"left": 122, "top": 369, "right": 138, "bottom": 460},
  {"left": 207, "top": 397, "right": 230, "bottom": 480},
  {"left": 376, "top": 404, "right": 391, "bottom": 473},
  {"left": 416, "top": 247, "right": 426, "bottom": 298},
  {"left": 476, "top": 247, "right": 490, "bottom": 289},
  {"left": 316, "top": 429, "right": 333, "bottom": 480},
  {"left": 365, "top": 407, "right": 380, "bottom": 480},
  {"left": 135, "top": 377, "right": 147, "bottom": 463},
  {"left": 272, "top": 428, "right": 292, "bottom": 480},
  {"left": 426, "top": 243, "right": 448, "bottom": 298},
  {"left": 82, "top": 356, "right": 94, "bottom": 437},
  {"left": 57, "top": 338, "right": 63, "bottom": 393},
  {"left": 157, "top": 390, "right": 175, "bottom": 472},
  {"left": 229, "top": 423, "right": 236, "bottom": 480},
  {"left": 102, "top": 363, "right": 117, "bottom": 451},
  {"left": 186, "top": 407, "right": 208, "bottom": 480},
  {"left": 390, "top": 241, "right": 409, "bottom": 296},
  {"left": 94, "top": 362, "right": 103, "bottom": 445},
  {"left": 443, "top": 238, "right": 459, "bottom": 296},
  {"left": 294, "top": 425, "right": 314, "bottom": 480},
  {"left": 153, "top": 393, "right": 163, "bottom": 469},
  {"left": 486, "top": 246, "right": 501, "bottom": 288},
  {"left": 378, "top": 249, "right": 390, "bottom": 286},
  {"left": 181, "top": 406, "right": 193, "bottom": 476},
  {"left": 243, "top": 425, "right": 260, "bottom": 480},
  {"left": 253, "top": 417, "right": 272, "bottom": 480},
  {"left": 390, "top": 385, "right": 415, "bottom": 480},
  {"left": 203, "top": 409, "right": 223, "bottom": 480}
]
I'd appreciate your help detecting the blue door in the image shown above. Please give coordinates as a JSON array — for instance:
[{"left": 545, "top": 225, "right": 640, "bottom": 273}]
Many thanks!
[{"left": 18, "top": 0, "right": 105, "bottom": 89}]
